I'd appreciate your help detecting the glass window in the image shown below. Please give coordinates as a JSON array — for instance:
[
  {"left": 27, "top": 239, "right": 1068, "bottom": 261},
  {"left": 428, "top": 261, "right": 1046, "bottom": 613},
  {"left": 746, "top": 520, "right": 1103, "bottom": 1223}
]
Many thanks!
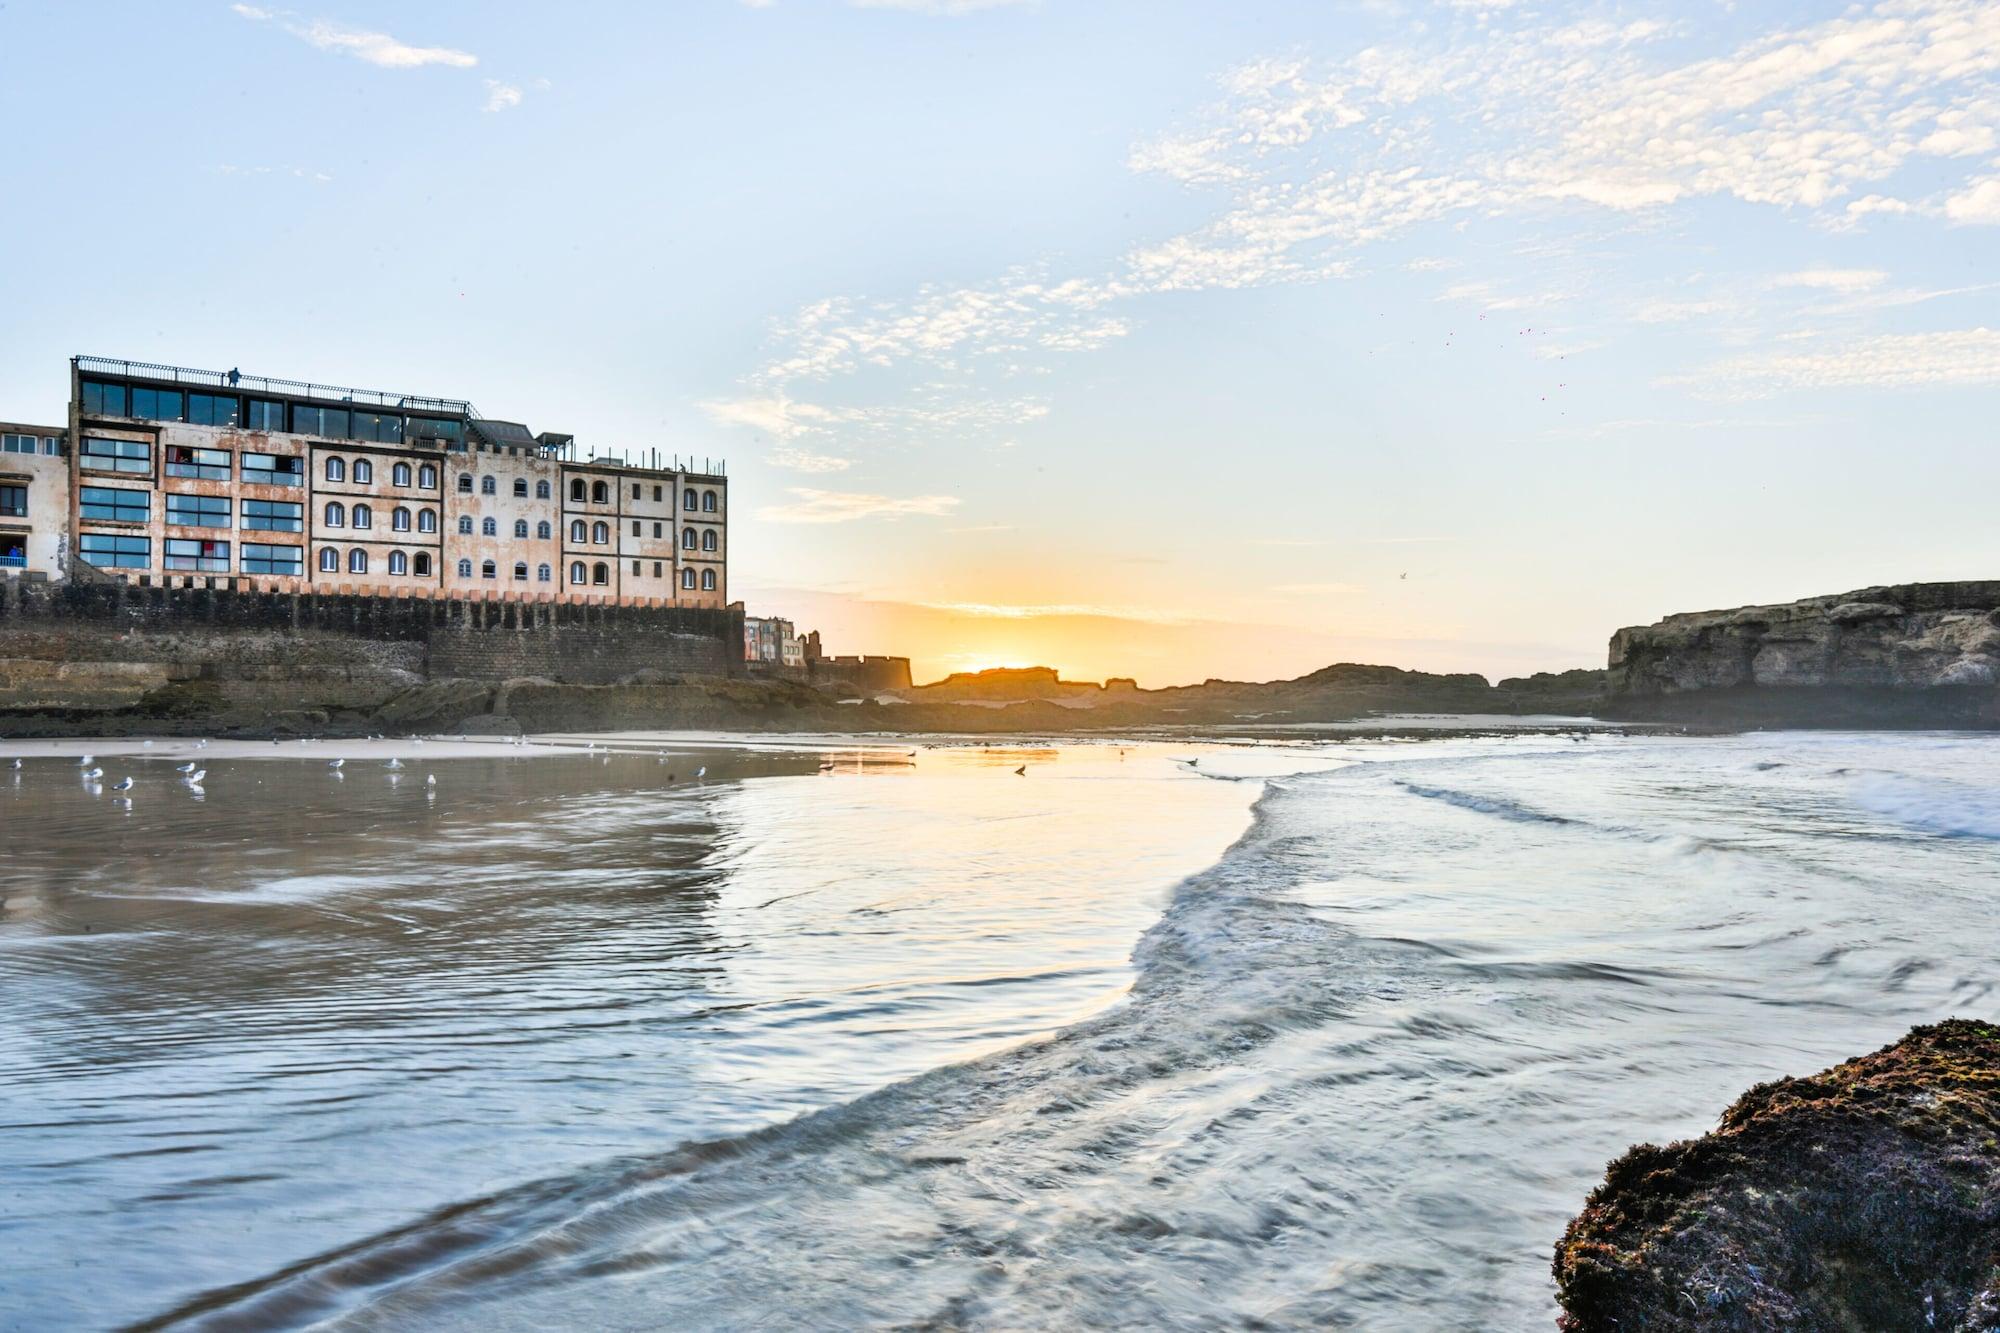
[
  {"left": 325, "top": 456, "right": 346, "bottom": 482},
  {"left": 393, "top": 463, "right": 411, "bottom": 487},
  {"left": 129, "top": 386, "right": 185, "bottom": 421},
  {"left": 351, "top": 503, "right": 372, "bottom": 529},
  {"left": 393, "top": 507, "right": 411, "bottom": 532},
  {"left": 165, "top": 445, "right": 231, "bottom": 480},
  {"left": 514, "top": 519, "right": 528, "bottom": 538},
  {"left": 703, "top": 491, "right": 718, "bottom": 512},
  {"left": 682, "top": 528, "right": 697, "bottom": 550},
  {"left": 351, "top": 412, "right": 403, "bottom": 444},
  {"left": 702, "top": 569, "right": 716, "bottom": 591},
  {"left": 653, "top": 485, "right": 662, "bottom": 502},
  {"left": 165, "top": 493, "right": 231, "bottom": 528},
  {"left": 653, "top": 560, "right": 662, "bottom": 578},
  {"left": 325, "top": 501, "right": 345, "bottom": 527},
  {"left": 569, "top": 561, "right": 585, "bottom": 584},
  {"left": 418, "top": 508, "right": 437, "bottom": 533},
  {"left": 80, "top": 436, "right": 151, "bottom": 474},
  {"left": 414, "top": 552, "right": 432, "bottom": 576},
  {"left": 632, "top": 483, "right": 641, "bottom": 500},
  {"left": 0, "top": 484, "right": 26, "bottom": 518},
  {"left": 481, "top": 476, "right": 496, "bottom": 495},
  {"left": 537, "top": 563, "right": 551, "bottom": 582},
  {"left": 702, "top": 530, "right": 717, "bottom": 551},
  {"left": 242, "top": 499, "right": 304, "bottom": 532},
  {"left": 79, "top": 533, "right": 149, "bottom": 569},
  {"left": 481, "top": 517, "right": 497, "bottom": 536},
  {"left": 592, "top": 562, "right": 609, "bottom": 585},
  {"left": 187, "top": 393, "right": 241, "bottom": 428},
  {"left": 79, "top": 486, "right": 149, "bottom": 523},
  {"left": 536, "top": 521, "right": 551, "bottom": 540},
  {"left": 81, "top": 379, "right": 128, "bottom": 416},
  {"left": 592, "top": 481, "right": 608, "bottom": 504},
  {"left": 164, "top": 537, "right": 230, "bottom": 572},
  {"left": 684, "top": 488, "right": 698, "bottom": 509},
  {"left": 242, "top": 452, "right": 303, "bottom": 485},
  {"left": 417, "top": 464, "right": 437, "bottom": 489},
  {"left": 513, "top": 562, "right": 528, "bottom": 580},
  {"left": 241, "top": 542, "right": 303, "bottom": 576},
  {"left": 653, "top": 521, "right": 663, "bottom": 538},
  {"left": 570, "top": 479, "right": 585, "bottom": 502},
  {"left": 458, "top": 516, "right": 473, "bottom": 534},
  {"left": 681, "top": 567, "right": 696, "bottom": 589},
  {"left": 352, "top": 459, "right": 372, "bottom": 483},
  {"left": 458, "top": 474, "right": 474, "bottom": 493},
  {"left": 319, "top": 547, "right": 339, "bottom": 572},
  {"left": 389, "top": 550, "right": 408, "bottom": 575},
  {"left": 457, "top": 558, "right": 473, "bottom": 578},
  {"left": 569, "top": 519, "right": 586, "bottom": 542},
  {"left": 245, "top": 399, "right": 286, "bottom": 431},
  {"left": 631, "top": 559, "right": 641, "bottom": 575},
  {"left": 3, "top": 433, "right": 41, "bottom": 454},
  {"left": 536, "top": 480, "right": 551, "bottom": 499},
  {"left": 348, "top": 548, "right": 367, "bottom": 574},
  {"left": 481, "top": 560, "right": 497, "bottom": 580},
  {"left": 592, "top": 521, "right": 609, "bottom": 544},
  {"left": 632, "top": 521, "right": 641, "bottom": 537},
  {"left": 513, "top": 478, "right": 528, "bottom": 497},
  {"left": 291, "top": 405, "right": 351, "bottom": 438}
]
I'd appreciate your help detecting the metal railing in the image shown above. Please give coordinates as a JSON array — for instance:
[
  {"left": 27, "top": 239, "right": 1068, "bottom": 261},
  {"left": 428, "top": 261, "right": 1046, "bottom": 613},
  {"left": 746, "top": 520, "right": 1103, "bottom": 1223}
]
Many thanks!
[
  {"left": 74, "top": 356, "right": 478, "bottom": 418},
  {"left": 0, "top": 553, "right": 26, "bottom": 568}
]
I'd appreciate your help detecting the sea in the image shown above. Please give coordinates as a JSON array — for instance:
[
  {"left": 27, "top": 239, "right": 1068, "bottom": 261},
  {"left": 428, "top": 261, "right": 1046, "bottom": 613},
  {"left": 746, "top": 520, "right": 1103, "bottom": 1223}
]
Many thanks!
[{"left": 2, "top": 725, "right": 1996, "bottom": 1330}]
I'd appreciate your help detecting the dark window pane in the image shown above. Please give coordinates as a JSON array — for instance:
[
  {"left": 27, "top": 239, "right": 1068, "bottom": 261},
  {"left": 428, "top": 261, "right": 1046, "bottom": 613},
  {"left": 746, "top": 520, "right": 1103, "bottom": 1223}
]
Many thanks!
[
  {"left": 164, "top": 538, "right": 231, "bottom": 572},
  {"left": 0, "top": 484, "right": 26, "bottom": 518},
  {"left": 241, "top": 542, "right": 303, "bottom": 575},
  {"left": 165, "top": 494, "right": 231, "bottom": 527},
  {"left": 187, "top": 393, "right": 241, "bottom": 427},
  {"left": 80, "top": 437, "right": 151, "bottom": 474},
  {"left": 79, "top": 486, "right": 149, "bottom": 523},
  {"left": 130, "top": 387, "right": 185, "bottom": 421},
  {"left": 79, "top": 533, "right": 150, "bottom": 568},
  {"left": 245, "top": 400, "right": 286, "bottom": 431},
  {"left": 81, "top": 380, "right": 129, "bottom": 416}
]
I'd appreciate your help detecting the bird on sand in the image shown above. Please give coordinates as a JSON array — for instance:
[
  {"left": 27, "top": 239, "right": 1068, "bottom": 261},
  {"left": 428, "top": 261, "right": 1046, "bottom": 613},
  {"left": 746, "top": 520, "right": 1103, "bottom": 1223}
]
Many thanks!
[
  {"left": 111, "top": 777, "right": 134, "bottom": 792},
  {"left": 177, "top": 762, "right": 197, "bottom": 774},
  {"left": 696, "top": 766, "right": 707, "bottom": 779},
  {"left": 1014, "top": 765, "right": 1027, "bottom": 776},
  {"left": 185, "top": 769, "right": 206, "bottom": 783},
  {"left": 425, "top": 774, "right": 437, "bottom": 787},
  {"left": 11, "top": 758, "right": 20, "bottom": 770},
  {"left": 386, "top": 758, "right": 403, "bottom": 770},
  {"left": 79, "top": 755, "right": 96, "bottom": 766},
  {"left": 328, "top": 759, "right": 345, "bottom": 770},
  {"left": 82, "top": 767, "right": 104, "bottom": 781}
]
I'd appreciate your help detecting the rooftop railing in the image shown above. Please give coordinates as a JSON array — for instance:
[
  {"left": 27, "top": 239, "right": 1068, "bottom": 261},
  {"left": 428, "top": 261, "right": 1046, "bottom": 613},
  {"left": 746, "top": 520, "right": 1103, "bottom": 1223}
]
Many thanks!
[{"left": 74, "top": 356, "right": 479, "bottom": 418}]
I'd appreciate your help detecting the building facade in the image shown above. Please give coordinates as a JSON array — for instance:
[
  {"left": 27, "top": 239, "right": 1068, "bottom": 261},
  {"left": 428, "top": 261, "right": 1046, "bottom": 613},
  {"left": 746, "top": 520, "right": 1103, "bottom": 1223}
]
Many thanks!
[
  {"left": 40, "top": 356, "right": 725, "bottom": 607},
  {"left": 743, "top": 615, "right": 807, "bottom": 668},
  {"left": 0, "top": 423, "right": 69, "bottom": 579}
]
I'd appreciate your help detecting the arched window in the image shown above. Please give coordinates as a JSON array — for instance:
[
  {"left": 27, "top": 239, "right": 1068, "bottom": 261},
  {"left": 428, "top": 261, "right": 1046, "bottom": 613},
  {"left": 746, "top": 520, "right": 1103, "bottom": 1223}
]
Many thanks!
[
  {"left": 591, "top": 480, "right": 609, "bottom": 505},
  {"left": 681, "top": 528, "right": 697, "bottom": 550},
  {"left": 351, "top": 502, "right": 371, "bottom": 529},
  {"left": 457, "top": 558, "right": 473, "bottom": 578},
  {"left": 414, "top": 552, "right": 432, "bottom": 576},
  {"left": 512, "top": 478, "right": 527, "bottom": 497},
  {"left": 681, "top": 567, "right": 696, "bottom": 590},
  {"left": 388, "top": 550, "right": 408, "bottom": 575},
  {"left": 701, "top": 529, "right": 717, "bottom": 552},
  {"left": 393, "top": 506, "right": 411, "bottom": 532},
  {"left": 701, "top": 569, "right": 716, "bottom": 591},
  {"left": 536, "top": 520, "right": 551, "bottom": 540},
  {"left": 513, "top": 519, "right": 528, "bottom": 539},
  {"left": 513, "top": 561, "right": 528, "bottom": 581},
  {"left": 392, "top": 462, "right": 411, "bottom": 487},
  {"left": 348, "top": 548, "right": 367, "bottom": 574},
  {"left": 703, "top": 490, "right": 718, "bottom": 512},
  {"left": 683, "top": 488, "right": 698, "bottom": 509},
  {"left": 325, "top": 501, "right": 345, "bottom": 527},
  {"left": 418, "top": 508, "right": 437, "bottom": 533},
  {"left": 569, "top": 519, "right": 586, "bottom": 543},
  {"left": 535, "top": 480, "right": 551, "bottom": 499},
  {"left": 418, "top": 464, "right": 437, "bottom": 489},
  {"left": 537, "top": 563, "right": 551, "bottom": 582},
  {"left": 481, "top": 476, "right": 496, "bottom": 496},
  {"left": 592, "top": 561, "right": 609, "bottom": 586},
  {"left": 458, "top": 474, "right": 474, "bottom": 494},
  {"left": 325, "top": 457, "right": 345, "bottom": 482},
  {"left": 352, "top": 459, "right": 372, "bottom": 483},
  {"left": 592, "top": 521, "right": 609, "bottom": 544},
  {"left": 569, "top": 478, "right": 586, "bottom": 502},
  {"left": 319, "top": 547, "right": 339, "bottom": 572},
  {"left": 481, "top": 517, "right": 497, "bottom": 537},
  {"left": 481, "top": 559, "right": 497, "bottom": 580},
  {"left": 457, "top": 516, "right": 473, "bottom": 535},
  {"left": 569, "top": 562, "right": 585, "bottom": 584}
]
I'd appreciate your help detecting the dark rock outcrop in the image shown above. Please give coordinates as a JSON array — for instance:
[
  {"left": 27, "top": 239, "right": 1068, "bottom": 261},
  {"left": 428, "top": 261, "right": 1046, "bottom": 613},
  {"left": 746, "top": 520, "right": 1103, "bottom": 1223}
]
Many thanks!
[
  {"left": 1554, "top": 1020, "right": 2000, "bottom": 1331},
  {"left": 1606, "top": 582, "right": 2000, "bottom": 727}
]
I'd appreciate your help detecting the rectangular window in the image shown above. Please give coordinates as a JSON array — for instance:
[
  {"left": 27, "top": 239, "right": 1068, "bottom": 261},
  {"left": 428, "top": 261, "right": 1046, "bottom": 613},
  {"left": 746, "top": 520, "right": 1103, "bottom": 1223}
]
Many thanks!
[
  {"left": 79, "top": 486, "right": 149, "bottom": 524},
  {"left": 80, "top": 436, "right": 151, "bottom": 475},
  {"left": 42, "top": 437, "right": 62, "bottom": 456},
  {"left": 350, "top": 411, "right": 404, "bottom": 444},
  {"left": 653, "top": 521, "right": 662, "bottom": 538},
  {"left": 632, "top": 520, "right": 641, "bottom": 536},
  {"left": 0, "top": 484, "right": 25, "bottom": 518},
  {"left": 245, "top": 399, "right": 286, "bottom": 431},
  {"left": 79, "top": 533, "right": 149, "bottom": 569},
  {"left": 165, "top": 444, "right": 231, "bottom": 480},
  {"left": 129, "top": 386, "right": 185, "bottom": 422},
  {"left": 290, "top": 405, "right": 352, "bottom": 439},
  {"left": 186, "top": 393, "right": 242, "bottom": 428},
  {"left": 165, "top": 493, "right": 231, "bottom": 528},
  {"left": 632, "top": 560, "right": 642, "bottom": 575},
  {"left": 2, "top": 433, "right": 40, "bottom": 454},
  {"left": 241, "top": 499, "right": 304, "bottom": 532},
  {"left": 164, "top": 537, "right": 231, "bottom": 572},
  {"left": 80, "top": 379, "right": 128, "bottom": 417},
  {"left": 241, "top": 452, "right": 303, "bottom": 485},
  {"left": 653, "top": 560, "right": 662, "bottom": 578},
  {"left": 241, "top": 542, "right": 304, "bottom": 576}
]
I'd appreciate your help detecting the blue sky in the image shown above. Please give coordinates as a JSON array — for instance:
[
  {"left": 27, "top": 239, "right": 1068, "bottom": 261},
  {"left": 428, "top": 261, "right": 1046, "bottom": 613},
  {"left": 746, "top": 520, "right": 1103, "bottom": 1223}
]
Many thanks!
[{"left": 2, "top": 0, "right": 1996, "bottom": 684}]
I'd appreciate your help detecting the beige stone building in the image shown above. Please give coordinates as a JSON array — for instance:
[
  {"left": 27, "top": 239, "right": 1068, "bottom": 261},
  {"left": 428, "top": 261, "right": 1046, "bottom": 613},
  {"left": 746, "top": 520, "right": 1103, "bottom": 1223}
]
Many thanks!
[
  {"left": 47, "top": 356, "right": 726, "bottom": 607},
  {"left": 0, "top": 422, "right": 69, "bottom": 580}
]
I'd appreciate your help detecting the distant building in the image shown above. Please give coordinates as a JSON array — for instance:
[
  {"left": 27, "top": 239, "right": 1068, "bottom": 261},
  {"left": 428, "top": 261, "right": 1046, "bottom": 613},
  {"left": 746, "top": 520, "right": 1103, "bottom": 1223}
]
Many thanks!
[
  {"left": 9, "top": 355, "right": 728, "bottom": 606},
  {"left": 0, "top": 422, "right": 69, "bottom": 580},
  {"left": 744, "top": 615, "right": 805, "bottom": 668}
]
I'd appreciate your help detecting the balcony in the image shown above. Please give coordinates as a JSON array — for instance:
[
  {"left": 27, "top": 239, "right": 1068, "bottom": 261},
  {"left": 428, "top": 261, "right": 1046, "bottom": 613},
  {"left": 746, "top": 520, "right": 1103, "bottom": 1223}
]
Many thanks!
[{"left": 74, "top": 356, "right": 477, "bottom": 418}]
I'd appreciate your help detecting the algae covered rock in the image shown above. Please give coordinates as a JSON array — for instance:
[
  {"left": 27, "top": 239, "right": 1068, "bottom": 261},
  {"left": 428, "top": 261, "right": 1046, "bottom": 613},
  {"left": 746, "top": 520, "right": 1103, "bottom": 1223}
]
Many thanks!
[{"left": 1554, "top": 1020, "right": 2000, "bottom": 1331}]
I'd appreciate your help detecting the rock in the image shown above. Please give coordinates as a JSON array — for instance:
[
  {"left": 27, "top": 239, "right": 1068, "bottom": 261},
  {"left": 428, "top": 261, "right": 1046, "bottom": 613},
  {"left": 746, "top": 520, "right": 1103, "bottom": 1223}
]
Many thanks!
[{"left": 1554, "top": 1020, "right": 2000, "bottom": 1332}]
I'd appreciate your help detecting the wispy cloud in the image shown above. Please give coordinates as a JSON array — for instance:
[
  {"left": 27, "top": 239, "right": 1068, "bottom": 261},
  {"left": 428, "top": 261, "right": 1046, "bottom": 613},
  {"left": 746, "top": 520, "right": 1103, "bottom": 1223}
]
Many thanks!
[
  {"left": 482, "top": 80, "right": 523, "bottom": 112},
  {"left": 1771, "top": 269, "right": 1889, "bottom": 293},
  {"left": 769, "top": 446, "right": 853, "bottom": 474},
  {"left": 915, "top": 600, "right": 1193, "bottom": 624},
  {"left": 1672, "top": 328, "right": 2000, "bottom": 397},
  {"left": 758, "top": 488, "right": 961, "bottom": 523},
  {"left": 231, "top": 5, "right": 478, "bottom": 69}
]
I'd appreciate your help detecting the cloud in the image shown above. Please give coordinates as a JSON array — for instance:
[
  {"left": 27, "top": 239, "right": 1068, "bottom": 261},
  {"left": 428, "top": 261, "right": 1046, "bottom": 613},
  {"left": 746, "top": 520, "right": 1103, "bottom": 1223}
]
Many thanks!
[
  {"left": 915, "top": 600, "right": 1193, "bottom": 624},
  {"left": 848, "top": 0, "right": 1036, "bottom": 12},
  {"left": 1771, "top": 269, "right": 1889, "bottom": 292},
  {"left": 232, "top": 5, "right": 477, "bottom": 69},
  {"left": 769, "top": 446, "right": 853, "bottom": 473},
  {"left": 1674, "top": 328, "right": 2000, "bottom": 396},
  {"left": 1945, "top": 178, "right": 2000, "bottom": 224},
  {"left": 482, "top": 80, "right": 523, "bottom": 112},
  {"left": 758, "top": 488, "right": 961, "bottom": 523}
]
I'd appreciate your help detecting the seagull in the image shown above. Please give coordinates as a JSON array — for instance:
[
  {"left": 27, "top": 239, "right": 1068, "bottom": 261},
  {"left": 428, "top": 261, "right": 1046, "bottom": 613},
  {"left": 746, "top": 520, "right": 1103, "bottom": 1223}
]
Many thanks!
[
  {"left": 177, "top": 762, "right": 197, "bottom": 774},
  {"left": 196, "top": 739, "right": 209, "bottom": 748},
  {"left": 79, "top": 755, "right": 95, "bottom": 767},
  {"left": 185, "top": 769, "right": 206, "bottom": 783},
  {"left": 1181, "top": 758, "right": 1199, "bottom": 768},
  {"left": 83, "top": 767, "right": 104, "bottom": 781},
  {"left": 328, "top": 759, "right": 344, "bottom": 770},
  {"left": 111, "top": 777, "right": 134, "bottom": 792},
  {"left": 425, "top": 774, "right": 437, "bottom": 786},
  {"left": 143, "top": 740, "right": 154, "bottom": 747},
  {"left": 1014, "top": 765, "right": 1027, "bottom": 776},
  {"left": 10, "top": 758, "right": 20, "bottom": 770},
  {"left": 696, "top": 766, "right": 707, "bottom": 779},
  {"left": 386, "top": 758, "right": 403, "bottom": 770}
]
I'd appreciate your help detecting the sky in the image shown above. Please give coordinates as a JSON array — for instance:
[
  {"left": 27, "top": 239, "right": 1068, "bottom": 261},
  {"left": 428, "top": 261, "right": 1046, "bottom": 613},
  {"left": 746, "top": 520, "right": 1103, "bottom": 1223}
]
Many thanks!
[{"left": 1, "top": 0, "right": 1996, "bottom": 686}]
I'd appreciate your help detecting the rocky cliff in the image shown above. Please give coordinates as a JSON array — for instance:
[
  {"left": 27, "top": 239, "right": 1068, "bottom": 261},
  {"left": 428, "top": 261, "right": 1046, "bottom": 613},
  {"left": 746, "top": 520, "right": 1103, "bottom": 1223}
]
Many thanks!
[{"left": 1605, "top": 581, "right": 2000, "bottom": 727}]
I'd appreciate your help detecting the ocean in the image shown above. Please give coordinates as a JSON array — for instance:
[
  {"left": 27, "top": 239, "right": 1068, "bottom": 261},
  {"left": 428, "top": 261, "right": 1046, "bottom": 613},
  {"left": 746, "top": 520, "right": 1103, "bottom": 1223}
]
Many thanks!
[{"left": 2, "top": 727, "right": 1996, "bottom": 1329}]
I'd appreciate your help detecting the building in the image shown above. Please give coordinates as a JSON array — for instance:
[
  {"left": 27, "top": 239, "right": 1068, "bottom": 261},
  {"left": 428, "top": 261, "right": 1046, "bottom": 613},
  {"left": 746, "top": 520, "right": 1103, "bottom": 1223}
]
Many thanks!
[
  {"left": 743, "top": 614, "right": 806, "bottom": 668},
  {"left": 41, "top": 356, "right": 725, "bottom": 606},
  {"left": 0, "top": 423, "right": 69, "bottom": 579}
]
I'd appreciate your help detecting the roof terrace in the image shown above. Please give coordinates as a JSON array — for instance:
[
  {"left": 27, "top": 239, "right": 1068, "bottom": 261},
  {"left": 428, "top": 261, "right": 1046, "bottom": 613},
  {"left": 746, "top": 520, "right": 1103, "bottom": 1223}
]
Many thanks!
[{"left": 73, "top": 356, "right": 478, "bottom": 419}]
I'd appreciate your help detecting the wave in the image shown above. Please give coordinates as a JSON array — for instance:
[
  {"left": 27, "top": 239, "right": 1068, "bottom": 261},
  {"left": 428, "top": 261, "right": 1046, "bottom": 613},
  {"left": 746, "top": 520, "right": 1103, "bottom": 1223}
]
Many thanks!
[
  {"left": 1851, "top": 773, "right": 2000, "bottom": 840},
  {"left": 1394, "top": 781, "right": 1575, "bottom": 826}
]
